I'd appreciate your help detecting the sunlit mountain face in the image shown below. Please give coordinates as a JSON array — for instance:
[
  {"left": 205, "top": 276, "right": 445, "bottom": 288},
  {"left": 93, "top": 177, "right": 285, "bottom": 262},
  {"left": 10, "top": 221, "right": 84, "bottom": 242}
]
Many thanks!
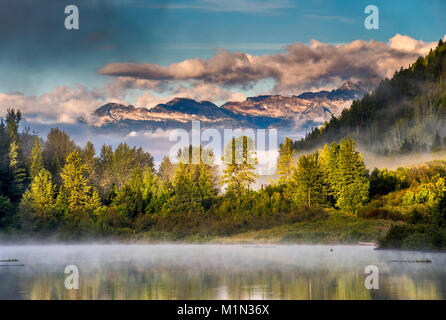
[{"left": 89, "top": 81, "right": 369, "bottom": 133}]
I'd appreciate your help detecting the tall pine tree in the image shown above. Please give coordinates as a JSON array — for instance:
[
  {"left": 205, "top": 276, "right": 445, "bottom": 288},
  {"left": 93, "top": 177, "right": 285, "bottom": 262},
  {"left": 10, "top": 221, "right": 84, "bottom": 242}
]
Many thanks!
[
  {"left": 287, "top": 152, "right": 326, "bottom": 207},
  {"left": 221, "top": 136, "right": 258, "bottom": 193},
  {"left": 6, "top": 109, "right": 27, "bottom": 201},
  {"left": 335, "top": 138, "right": 369, "bottom": 214},
  {"left": 277, "top": 137, "right": 296, "bottom": 184},
  {"left": 56, "top": 151, "right": 100, "bottom": 212},
  {"left": 30, "top": 138, "right": 44, "bottom": 180}
]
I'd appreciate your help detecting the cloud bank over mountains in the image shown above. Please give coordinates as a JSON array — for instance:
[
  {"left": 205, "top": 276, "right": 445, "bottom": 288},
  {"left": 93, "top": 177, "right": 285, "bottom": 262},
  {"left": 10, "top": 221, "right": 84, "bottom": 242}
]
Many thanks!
[
  {"left": 0, "top": 34, "right": 443, "bottom": 124},
  {"left": 99, "top": 34, "right": 441, "bottom": 93}
]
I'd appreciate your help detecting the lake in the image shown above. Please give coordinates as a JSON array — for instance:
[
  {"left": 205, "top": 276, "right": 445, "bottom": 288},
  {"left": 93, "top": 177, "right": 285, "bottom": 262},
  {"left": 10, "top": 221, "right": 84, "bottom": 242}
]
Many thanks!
[{"left": 0, "top": 244, "right": 445, "bottom": 300}]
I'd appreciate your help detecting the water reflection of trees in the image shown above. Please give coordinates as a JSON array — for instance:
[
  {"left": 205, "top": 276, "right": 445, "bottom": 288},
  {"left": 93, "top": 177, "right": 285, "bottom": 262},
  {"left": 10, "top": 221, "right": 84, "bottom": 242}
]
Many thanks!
[{"left": 9, "top": 266, "right": 445, "bottom": 300}]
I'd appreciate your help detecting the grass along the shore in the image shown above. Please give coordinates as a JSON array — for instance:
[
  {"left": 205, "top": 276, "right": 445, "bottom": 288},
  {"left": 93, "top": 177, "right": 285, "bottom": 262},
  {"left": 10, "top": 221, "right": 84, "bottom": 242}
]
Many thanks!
[
  {"left": 211, "top": 214, "right": 393, "bottom": 244},
  {"left": 133, "top": 212, "right": 394, "bottom": 244}
]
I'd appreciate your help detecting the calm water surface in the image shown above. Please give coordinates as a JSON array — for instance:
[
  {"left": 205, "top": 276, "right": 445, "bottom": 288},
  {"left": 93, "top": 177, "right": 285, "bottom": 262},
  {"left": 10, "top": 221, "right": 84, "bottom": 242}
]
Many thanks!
[{"left": 0, "top": 244, "right": 445, "bottom": 300}]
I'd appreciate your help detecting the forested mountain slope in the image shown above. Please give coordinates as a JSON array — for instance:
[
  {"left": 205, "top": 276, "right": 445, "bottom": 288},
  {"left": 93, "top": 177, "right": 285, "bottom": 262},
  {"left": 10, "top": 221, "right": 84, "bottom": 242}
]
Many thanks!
[{"left": 293, "top": 39, "right": 446, "bottom": 155}]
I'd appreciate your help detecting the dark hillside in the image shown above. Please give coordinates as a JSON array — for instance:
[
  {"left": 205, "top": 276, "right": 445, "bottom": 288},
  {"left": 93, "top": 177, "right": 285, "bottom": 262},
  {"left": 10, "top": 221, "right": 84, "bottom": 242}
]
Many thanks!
[{"left": 293, "top": 39, "right": 446, "bottom": 155}]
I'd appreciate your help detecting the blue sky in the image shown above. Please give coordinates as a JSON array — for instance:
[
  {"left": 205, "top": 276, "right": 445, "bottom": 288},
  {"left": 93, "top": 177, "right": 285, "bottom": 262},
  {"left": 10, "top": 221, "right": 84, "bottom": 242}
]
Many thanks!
[
  {"left": 1, "top": 0, "right": 445, "bottom": 97},
  {"left": 1, "top": 0, "right": 445, "bottom": 160}
]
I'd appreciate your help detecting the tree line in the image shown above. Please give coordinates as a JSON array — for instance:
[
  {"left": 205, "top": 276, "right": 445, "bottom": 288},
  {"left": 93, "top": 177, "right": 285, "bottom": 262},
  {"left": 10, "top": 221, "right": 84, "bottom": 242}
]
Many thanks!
[
  {"left": 0, "top": 111, "right": 373, "bottom": 239},
  {"left": 278, "top": 138, "right": 369, "bottom": 214},
  {"left": 2, "top": 107, "right": 446, "bottom": 248}
]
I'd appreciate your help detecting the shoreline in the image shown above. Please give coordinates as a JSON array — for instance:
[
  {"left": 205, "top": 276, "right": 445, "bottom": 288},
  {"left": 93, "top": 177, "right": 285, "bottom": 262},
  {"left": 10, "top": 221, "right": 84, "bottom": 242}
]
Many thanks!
[
  {"left": 1, "top": 238, "right": 444, "bottom": 253},
  {"left": 0, "top": 215, "right": 393, "bottom": 245}
]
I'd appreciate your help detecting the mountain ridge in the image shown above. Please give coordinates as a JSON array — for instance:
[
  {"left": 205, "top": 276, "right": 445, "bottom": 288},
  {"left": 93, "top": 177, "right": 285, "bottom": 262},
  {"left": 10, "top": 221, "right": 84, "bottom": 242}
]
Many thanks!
[{"left": 90, "top": 81, "right": 370, "bottom": 132}]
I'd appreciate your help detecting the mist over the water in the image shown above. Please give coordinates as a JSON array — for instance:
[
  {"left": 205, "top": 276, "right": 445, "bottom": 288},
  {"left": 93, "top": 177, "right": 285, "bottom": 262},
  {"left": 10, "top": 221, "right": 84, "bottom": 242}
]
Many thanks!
[{"left": 0, "top": 244, "right": 444, "bottom": 300}]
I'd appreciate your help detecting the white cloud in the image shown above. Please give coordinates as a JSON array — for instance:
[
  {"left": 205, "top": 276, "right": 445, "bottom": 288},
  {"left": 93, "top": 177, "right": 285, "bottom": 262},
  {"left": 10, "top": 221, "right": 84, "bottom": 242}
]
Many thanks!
[
  {"left": 0, "top": 85, "right": 123, "bottom": 124},
  {"left": 3, "top": 34, "right": 443, "bottom": 124},
  {"left": 99, "top": 34, "right": 443, "bottom": 94}
]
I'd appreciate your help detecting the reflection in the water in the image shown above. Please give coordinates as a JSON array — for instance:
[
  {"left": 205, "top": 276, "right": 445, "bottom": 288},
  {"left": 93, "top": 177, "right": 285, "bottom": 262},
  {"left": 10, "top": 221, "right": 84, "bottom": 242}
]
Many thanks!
[{"left": 0, "top": 244, "right": 444, "bottom": 300}]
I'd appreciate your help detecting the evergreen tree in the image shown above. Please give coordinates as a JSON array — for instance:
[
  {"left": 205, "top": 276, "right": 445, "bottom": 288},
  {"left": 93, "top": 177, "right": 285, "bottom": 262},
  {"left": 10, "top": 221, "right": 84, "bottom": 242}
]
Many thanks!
[
  {"left": 319, "top": 142, "right": 340, "bottom": 201},
  {"left": 134, "top": 146, "right": 155, "bottom": 171},
  {"left": 169, "top": 145, "right": 218, "bottom": 210},
  {"left": 30, "top": 138, "right": 44, "bottom": 179},
  {"left": 21, "top": 168, "right": 55, "bottom": 214},
  {"left": 287, "top": 152, "right": 325, "bottom": 207},
  {"left": 111, "top": 143, "right": 154, "bottom": 188},
  {"left": 97, "top": 144, "right": 114, "bottom": 196},
  {"left": 57, "top": 151, "right": 100, "bottom": 212},
  {"left": 0, "top": 120, "right": 9, "bottom": 195},
  {"left": 276, "top": 137, "right": 296, "bottom": 184},
  {"left": 0, "top": 195, "right": 14, "bottom": 229},
  {"left": 43, "top": 128, "right": 77, "bottom": 181},
  {"left": 81, "top": 141, "right": 95, "bottom": 170},
  {"left": 433, "top": 192, "right": 446, "bottom": 227},
  {"left": 80, "top": 141, "right": 97, "bottom": 184},
  {"left": 170, "top": 162, "right": 196, "bottom": 208},
  {"left": 112, "top": 168, "right": 144, "bottom": 219},
  {"left": 221, "top": 136, "right": 258, "bottom": 193},
  {"left": 141, "top": 167, "right": 162, "bottom": 213},
  {"left": 6, "top": 109, "right": 27, "bottom": 201},
  {"left": 158, "top": 155, "right": 176, "bottom": 181},
  {"left": 20, "top": 127, "right": 39, "bottom": 169},
  {"left": 198, "top": 162, "right": 216, "bottom": 201},
  {"left": 335, "top": 138, "right": 369, "bottom": 214}
]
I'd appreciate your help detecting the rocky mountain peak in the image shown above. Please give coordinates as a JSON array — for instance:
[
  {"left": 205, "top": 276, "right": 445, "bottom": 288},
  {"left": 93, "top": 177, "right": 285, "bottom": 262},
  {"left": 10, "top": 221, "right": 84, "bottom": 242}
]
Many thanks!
[
  {"left": 93, "top": 103, "right": 136, "bottom": 117},
  {"left": 338, "top": 80, "right": 362, "bottom": 91}
]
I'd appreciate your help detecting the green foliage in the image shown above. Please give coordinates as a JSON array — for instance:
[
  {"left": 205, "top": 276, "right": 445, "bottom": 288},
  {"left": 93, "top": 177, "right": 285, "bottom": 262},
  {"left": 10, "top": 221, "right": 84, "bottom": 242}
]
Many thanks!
[
  {"left": 141, "top": 167, "right": 160, "bottom": 211},
  {"left": 334, "top": 139, "right": 369, "bottom": 213},
  {"left": 287, "top": 152, "right": 326, "bottom": 207},
  {"left": 198, "top": 162, "right": 216, "bottom": 202},
  {"left": 43, "top": 128, "right": 77, "bottom": 181},
  {"left": 1, "top": 106, "right": 446, "bottom": 249},
  {"left": 57, "top": 151, "right": 101, "bottom": 213},
  {"left": 30, "top": 138, "right": 44, "bottom": 179},
  {"left": 19, "top": 168, "right": 58, "bottom": 232},
  {"left": 0, "top": 120, "right": 10, "bottom": 196},
  {"left": 80, "top": 141, "right": 96, "bottom": 182},
  {"left": 0, "top": 195, "right": 15, "bottom": 229},
  {"left": 276, "top": 137, "right": 295, "bottom": 184},
  {"left": 287, "top": 139, "right": 369, "bottom": 214},
  {"left": 22, "top": 168, "right": 55, "bottom": 213},
  {"left": 94, "top": 144, "right": 114, "bottom": 197},
  {"left": 111, "top": 143, "right": 154, "bottom": 188},
  {"left": 377, "top": 163, "right": 446, "bottom": 250},
  {"left": 369, "top": 168, "right": 400, "bottom": 198},
  {"left": 158, "top": 155, "right": 176, "bottom": 181},
  {"left": 8, "top": 139, "right": 27, "bottom": 200},
  {"left": 432, "top": 192, "right": 446, "bottom": 228},
  {"left": 378, "top": 223, "right": 446, "bottom": 250},
  {"left": 6, "top": 109, "right": 27, "bottom": 201},
  {"left": 169, "top": 162, "right": 201, "bottom": 211},
  {"left": 401, "top": 177, "right": 446, "bottom": 207},
  {"left": 221, "top": 136, "right": 258, "bottom": 193}
]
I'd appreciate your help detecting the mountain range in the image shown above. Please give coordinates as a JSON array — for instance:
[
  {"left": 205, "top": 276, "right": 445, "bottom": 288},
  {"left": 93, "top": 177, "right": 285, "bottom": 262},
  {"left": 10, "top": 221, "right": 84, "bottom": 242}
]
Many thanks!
[{"left": 90, "top": 81, "right": 369, "bottom": 132}]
